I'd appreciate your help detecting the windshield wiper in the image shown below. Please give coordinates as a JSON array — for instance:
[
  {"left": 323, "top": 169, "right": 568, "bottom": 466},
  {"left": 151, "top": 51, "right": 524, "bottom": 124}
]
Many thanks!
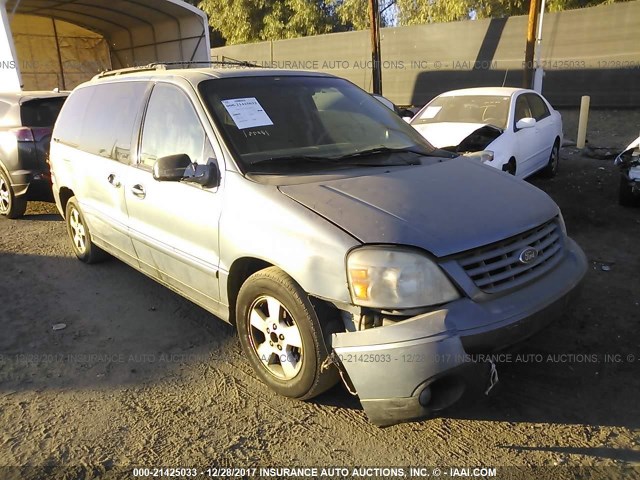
[
  {"left": 250, "top": 155, "right": 337, "bottom": 167},
  {"left": 330, "top": 146, "right": 431, "bottom": 161},
  {"left": 248, "top": 150, "right": 423, "bottom": 171}
]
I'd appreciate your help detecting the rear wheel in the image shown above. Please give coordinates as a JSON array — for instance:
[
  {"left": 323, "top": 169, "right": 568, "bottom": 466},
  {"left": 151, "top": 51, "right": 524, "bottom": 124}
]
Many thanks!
[
  {"left": 65, "top": 197, "right": 108, "bottom": 263},
  {"left": 0, "top": 169, "right": 27, "bottom": 219},
  {"left": 236, "top": 267, "right": 339, "bottom": 400},
  {"left": 541, "top": 140, "right": 560, "bottom": 178}
]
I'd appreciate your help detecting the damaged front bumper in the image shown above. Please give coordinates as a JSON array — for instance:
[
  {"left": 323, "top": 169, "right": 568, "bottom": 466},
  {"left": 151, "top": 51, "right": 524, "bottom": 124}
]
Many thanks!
[{"left": 331, "top": 238, "right": 587, "bottom": 426}]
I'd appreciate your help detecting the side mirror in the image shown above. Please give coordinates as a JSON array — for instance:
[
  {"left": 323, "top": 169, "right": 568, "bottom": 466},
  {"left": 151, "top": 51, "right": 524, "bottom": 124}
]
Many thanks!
[
  {"left": 398, "top": 108, "right": 414, "bottom": 119},
  {"left": 516, "top": 117, "right": 536, "bottom": 130},
  {"left": 183, "top": 161, "right": 220, "bottom": 188},
  {"left": 153, "top": 154, "right": 192, "bottom": 181}
]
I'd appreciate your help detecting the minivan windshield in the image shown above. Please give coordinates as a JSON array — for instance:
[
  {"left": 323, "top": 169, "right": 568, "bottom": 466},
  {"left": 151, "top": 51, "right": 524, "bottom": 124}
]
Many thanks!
[{"left": 198, "top": 75, "right": 439, "bottom": 172}]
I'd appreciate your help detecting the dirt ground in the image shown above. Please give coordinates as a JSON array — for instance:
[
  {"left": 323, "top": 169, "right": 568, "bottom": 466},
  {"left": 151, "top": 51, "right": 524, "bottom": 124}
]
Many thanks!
[{"left": 1, "top": 109, "right": 639, "bottom": 480}]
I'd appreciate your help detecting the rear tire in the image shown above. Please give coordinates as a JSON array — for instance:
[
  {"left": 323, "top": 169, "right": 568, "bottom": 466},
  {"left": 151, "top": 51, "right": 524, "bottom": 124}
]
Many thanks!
[
  {"left": 541, "top": 140, "right": 560, "bottom": 178},
  {"left": 619, "top": 175, "right": 639, "bottom": 207},
  {"left": 236, "top": 267, "right": 340, "bottom": 400},
  {"left": 65, "top": 197, "right": 108, "bottom": 263},
  {"left": 0, "top": 169, "right": 27, "bottom": 219}
]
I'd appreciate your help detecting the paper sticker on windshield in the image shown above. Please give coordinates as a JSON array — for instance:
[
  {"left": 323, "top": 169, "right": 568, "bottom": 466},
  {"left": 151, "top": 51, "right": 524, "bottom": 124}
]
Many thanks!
[
  {"left": 421, "top": 106, "right": 442, "bottom": 119},
  {"left": 221, "top": 97, "right": 274, "bottom": 130}
]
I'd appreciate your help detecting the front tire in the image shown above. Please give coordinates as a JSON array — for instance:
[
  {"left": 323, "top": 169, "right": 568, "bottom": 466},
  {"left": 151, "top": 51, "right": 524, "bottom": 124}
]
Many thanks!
[
  {"left": 0, "top": 169, "right": 27, "bottom": 219},
  {"left": 502, "top": 158, "right": 517, "bottom": 176},
  {"left": 65, "top": 197, "right": 108, "bottom": 263},
  {"left": 236, "top": 267, "right": 339, "bottom": 400}
]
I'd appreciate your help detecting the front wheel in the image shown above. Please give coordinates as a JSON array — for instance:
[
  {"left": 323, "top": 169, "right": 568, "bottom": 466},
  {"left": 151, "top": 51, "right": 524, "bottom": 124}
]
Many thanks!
[
  {"left": 236, "top": 267, "right": 339, "bottom": 400},
  {"left": 65, "top": 197, "right": 108, "bottom": 263},
  {"left": 502, "top": 158, "right": 517, "bottom": 176},
  {"left": 0, "top": 169, "right": 27, "bottom": 219}
]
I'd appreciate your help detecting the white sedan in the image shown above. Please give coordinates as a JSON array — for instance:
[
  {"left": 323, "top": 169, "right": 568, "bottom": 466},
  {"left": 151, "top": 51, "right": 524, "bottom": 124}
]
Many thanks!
[{"left": 410, "top": 87, "right": 563, "bottom": 179}]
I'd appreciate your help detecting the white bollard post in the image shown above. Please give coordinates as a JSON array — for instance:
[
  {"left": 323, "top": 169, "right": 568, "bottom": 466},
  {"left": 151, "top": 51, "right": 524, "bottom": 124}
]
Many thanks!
[{"left": 576, "top": 96, "right": 590, "bottom": 149}]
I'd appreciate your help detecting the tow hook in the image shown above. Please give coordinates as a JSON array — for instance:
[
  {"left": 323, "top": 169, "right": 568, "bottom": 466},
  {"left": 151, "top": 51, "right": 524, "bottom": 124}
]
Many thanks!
[
  {"left": 322, "top": 351, "right": 357, "bottom": 395},
  {"left": 485, "top": 360, "right": 499, "bottom": 395}
]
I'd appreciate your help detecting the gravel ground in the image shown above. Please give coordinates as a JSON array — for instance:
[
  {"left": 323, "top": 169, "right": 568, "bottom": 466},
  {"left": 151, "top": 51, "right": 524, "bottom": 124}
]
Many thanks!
[{"left": 0, "top": 108, "right": 639, "bottom": 480}]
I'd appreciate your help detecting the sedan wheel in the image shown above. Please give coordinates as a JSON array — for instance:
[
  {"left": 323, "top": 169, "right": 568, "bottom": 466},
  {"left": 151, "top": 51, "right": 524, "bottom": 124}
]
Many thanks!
[
  {"left": 541, "top": 141, "right": 560, "bottom": 178},
  {"left": 503, "top": 158, "right": 517, "bottom": 176}
]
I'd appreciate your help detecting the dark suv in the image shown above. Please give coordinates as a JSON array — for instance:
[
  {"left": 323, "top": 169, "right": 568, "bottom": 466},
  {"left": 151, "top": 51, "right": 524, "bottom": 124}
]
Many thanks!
[{"left": 0, "top": 91, "right": 68, "bottom": 218}]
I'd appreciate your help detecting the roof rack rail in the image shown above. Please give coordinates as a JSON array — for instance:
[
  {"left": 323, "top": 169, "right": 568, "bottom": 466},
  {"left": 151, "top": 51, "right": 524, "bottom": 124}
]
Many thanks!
[
  {"left": 95, "top": 64, "right": 167, "bottom": 79},
  {"left": 93, "top": 58, "right": 261, "bottom": 80},
  {"left": 148, "top": 59, "right": 262, "bottom": 68}
]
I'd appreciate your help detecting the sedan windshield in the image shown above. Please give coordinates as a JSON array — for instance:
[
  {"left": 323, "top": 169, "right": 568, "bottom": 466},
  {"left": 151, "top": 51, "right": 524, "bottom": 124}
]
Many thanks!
[
  {"left": 412, "top": 95, "right": 510, "bottom": 129},
  {"left": 198, "top": 75, "right": 438, "bottom": 172}
]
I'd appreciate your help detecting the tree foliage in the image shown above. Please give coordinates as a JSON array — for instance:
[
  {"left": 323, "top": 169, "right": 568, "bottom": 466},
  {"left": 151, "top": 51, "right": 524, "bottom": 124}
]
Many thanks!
[
  {"left": 332, "top": 0, "right": 371, "bottom": 30},
  {"left": 371, "top": 0, "right": 620, "bottom": 25},
  {"left": 195, "top": 0, "right": 626, "bottom": 45},
  {"left": 197, "top": 0, "right": 337, "bottom": 45}
]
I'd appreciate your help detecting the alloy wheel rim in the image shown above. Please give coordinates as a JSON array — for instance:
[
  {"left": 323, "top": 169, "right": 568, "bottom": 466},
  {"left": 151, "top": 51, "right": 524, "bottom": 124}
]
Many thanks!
[
  {"left": 0, "top": 177, "right": 9, "bottom": 214},
  {"left": 69, "top": 207, "right": 87, "bottom": 254},
  {"left": 247, "top": 295, "right": 303, "bottom": 380}
]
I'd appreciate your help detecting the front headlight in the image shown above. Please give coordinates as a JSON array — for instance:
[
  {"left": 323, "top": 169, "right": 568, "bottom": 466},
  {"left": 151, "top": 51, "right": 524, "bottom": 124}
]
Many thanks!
[
  {"left": 463, "top": 150, "right": 494, "bottom": 163},
  {"left": 346, "top": 247, "right": 460, "bottom": 309}
]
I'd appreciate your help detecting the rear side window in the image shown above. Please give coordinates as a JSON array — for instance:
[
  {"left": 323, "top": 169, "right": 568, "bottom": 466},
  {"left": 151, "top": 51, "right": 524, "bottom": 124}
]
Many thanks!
[
  {"left": 525, "top": 93, "right": 550, "bottom": 121},
  {"left": 20, "top": 97, "right": 66, "bottom": 127},
  {"left": 54, "top": 87, "right": 93, "bottom": 147},
  {"left": 55, "top": 82, "right": 148, "bottom": 163}
]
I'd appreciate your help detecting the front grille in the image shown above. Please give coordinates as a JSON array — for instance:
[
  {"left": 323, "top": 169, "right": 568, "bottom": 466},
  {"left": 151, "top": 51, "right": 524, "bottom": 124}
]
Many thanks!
[{"left": 457, "top": 218, "right": 564, "bottom": 294}]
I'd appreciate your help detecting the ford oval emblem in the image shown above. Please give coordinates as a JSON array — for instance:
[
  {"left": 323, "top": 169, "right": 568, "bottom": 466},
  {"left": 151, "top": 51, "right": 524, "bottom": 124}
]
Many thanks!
[{"left": 519, "top": 247, "right": 538, "bottom": 264}]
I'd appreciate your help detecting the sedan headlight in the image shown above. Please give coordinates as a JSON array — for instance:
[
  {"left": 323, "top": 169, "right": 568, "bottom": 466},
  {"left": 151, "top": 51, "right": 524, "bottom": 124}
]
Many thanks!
[
  {"left": 346, "top": 247, "right": 460, "bottom": 309},
  {"left": 463, "top": 150, "right": 494, "bottom": 163}
]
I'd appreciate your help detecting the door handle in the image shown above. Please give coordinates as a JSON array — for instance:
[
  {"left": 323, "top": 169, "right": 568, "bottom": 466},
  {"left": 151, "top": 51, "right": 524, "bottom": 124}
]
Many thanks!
[
  {"left": 131, "top": 184, "right": 146, "bottom": 199},
  {"left": 107, "top": 174, "right": 121, "bottom": 188}
]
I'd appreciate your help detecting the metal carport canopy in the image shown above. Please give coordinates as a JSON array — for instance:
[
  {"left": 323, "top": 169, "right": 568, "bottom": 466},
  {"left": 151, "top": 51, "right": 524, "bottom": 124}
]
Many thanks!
[{"left": 5, "top": 0, "right": 211, "bottom": 68}]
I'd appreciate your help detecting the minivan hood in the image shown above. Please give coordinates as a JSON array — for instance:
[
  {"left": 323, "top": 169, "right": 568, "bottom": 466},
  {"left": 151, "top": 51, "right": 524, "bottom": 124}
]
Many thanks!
[
  {"left": 412, "top": 122, "right": 490, "bottom": 148},
  {"left": 279, "top": 158, "right": 559, "bottom": 257}
]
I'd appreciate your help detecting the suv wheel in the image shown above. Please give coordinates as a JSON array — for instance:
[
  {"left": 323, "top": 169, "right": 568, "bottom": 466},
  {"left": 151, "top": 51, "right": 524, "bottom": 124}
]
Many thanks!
[
  {"left": 236, "top": 267, "right": 339, "bottom": 400},
  {"left": 65, "top": 197, "right": 108, "bottom": 263},
  {"left": 0, "top": 169, "right": 27, "bottom": 219}
]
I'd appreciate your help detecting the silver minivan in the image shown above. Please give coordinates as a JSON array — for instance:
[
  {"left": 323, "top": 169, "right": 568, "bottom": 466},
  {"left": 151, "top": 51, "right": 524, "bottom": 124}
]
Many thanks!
[{"left": 50, "top": 65, "right": 587, "bottom": 426}]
